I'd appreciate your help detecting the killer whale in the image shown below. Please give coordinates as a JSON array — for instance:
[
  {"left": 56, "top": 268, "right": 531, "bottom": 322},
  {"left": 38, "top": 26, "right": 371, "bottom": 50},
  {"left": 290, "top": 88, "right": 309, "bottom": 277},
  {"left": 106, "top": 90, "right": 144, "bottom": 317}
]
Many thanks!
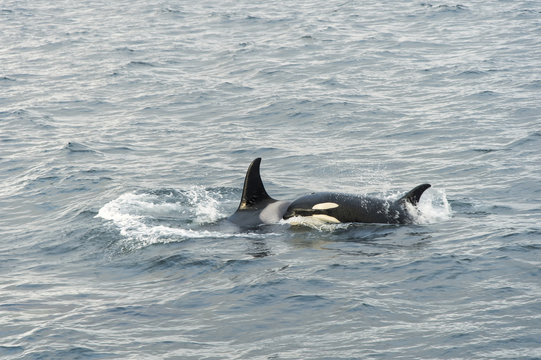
[
  {"left": 282, "top": 184, "right": 431, "bottom": 224},
  {"left": 228, "top": 158, "right": 431, "bottom": 227}
]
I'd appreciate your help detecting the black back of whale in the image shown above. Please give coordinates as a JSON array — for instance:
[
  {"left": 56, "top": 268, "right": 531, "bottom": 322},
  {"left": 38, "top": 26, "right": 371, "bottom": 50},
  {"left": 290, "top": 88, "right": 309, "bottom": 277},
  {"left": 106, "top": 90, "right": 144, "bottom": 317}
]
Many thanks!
[{"left": 282, "top": 183, "right": 431, "bottom": 224}]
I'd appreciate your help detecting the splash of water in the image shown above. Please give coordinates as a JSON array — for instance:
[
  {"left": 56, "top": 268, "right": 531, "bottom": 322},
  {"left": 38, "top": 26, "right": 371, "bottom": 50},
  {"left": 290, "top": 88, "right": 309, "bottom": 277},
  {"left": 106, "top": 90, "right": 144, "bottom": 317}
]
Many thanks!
[
  {"left": 95, "top": 192, "right": 198, "bottom": 250},
  {"left": 95, "top": 188, "right": 273, "bottom": 251},
  {"left": 414, "top": 187, "right": 452, "bottom": 224},
  {"left": 185, "top": 186, "right": 222, "bottom": 224}
]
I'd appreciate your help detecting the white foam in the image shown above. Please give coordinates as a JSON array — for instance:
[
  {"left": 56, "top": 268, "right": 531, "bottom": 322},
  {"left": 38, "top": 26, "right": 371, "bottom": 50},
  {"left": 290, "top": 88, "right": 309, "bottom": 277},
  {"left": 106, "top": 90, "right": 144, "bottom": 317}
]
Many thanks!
[
  {"left": 95, "top": 192, "right": 186, "bottom": 249},
  {"left": 97, "top": 192, "right": 182, "bottom": 220},
  {"left": 95, "top": 190, "right": 274, "bottom": 251},
  {"left": 185, "top": 186, "right": 222, "bottom": 224},
  {"left": 414, "top": 188, "right": 452, "bottom": 224}
]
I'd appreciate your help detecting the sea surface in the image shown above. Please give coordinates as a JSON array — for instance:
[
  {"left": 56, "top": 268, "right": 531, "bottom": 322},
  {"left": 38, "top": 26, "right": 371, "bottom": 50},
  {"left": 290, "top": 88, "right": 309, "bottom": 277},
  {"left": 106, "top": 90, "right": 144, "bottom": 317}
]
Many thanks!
[{"left": 1, "top": 0, "right": 540, "bottom": 359}]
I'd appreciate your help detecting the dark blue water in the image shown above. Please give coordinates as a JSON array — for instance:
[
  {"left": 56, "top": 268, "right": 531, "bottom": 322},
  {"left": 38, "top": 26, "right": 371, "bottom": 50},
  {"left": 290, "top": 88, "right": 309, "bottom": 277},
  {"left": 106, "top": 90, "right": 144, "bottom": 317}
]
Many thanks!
[{"left": 1, "top": 1, "right": 540, "bottom": 358}]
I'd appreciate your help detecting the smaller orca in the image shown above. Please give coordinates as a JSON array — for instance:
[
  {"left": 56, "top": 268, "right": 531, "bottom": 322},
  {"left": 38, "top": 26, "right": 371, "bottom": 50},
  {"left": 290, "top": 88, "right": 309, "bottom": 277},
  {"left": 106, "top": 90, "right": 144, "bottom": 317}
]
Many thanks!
[
  {"left": 228, "top": 158, "right": 431, "bottom": 227},
  {"left": 282, "top": 184, "right": 431, "bottom": 225}
]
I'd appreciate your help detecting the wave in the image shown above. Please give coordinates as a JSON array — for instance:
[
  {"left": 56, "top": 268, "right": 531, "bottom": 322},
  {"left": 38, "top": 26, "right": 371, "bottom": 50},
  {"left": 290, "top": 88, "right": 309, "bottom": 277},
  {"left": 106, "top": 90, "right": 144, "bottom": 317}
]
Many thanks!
[{"left": 95, "top": 187, "right": 275, "bottom": 251}]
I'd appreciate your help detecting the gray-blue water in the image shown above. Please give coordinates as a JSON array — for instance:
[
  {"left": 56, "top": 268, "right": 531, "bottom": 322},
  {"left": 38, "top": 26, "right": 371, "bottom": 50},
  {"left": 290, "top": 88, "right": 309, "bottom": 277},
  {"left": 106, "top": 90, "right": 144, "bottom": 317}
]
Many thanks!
[{"left": 1, "top": 0, "right": 540, "bottom": 358}]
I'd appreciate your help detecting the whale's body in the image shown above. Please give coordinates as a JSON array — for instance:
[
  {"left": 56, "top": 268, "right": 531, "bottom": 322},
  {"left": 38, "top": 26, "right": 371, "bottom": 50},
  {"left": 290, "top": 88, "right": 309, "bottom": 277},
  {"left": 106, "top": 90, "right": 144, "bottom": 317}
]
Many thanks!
[
  {"left": 228, "top": 158, "right": 430, "bottom": 228},
  {"left": 283, "top": 185, "right": 431, "bottom": 224}
]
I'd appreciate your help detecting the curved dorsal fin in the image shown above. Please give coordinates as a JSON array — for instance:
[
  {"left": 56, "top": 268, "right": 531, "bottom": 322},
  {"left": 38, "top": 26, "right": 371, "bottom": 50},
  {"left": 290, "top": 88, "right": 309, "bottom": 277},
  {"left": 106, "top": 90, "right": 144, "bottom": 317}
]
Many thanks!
[
  {"left": 238, "top": 158, "right": 274, "bottom": 210},
  {"left": 399, "top": 183, "right": 431, "bottom": 206}
]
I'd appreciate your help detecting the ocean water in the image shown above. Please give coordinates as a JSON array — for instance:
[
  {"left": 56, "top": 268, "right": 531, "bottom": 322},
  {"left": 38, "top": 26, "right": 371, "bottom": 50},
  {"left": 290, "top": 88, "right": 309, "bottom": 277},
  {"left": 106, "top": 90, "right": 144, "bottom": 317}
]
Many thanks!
[{"left": 1, "top": 0, "right": 540, "bottom": 358}]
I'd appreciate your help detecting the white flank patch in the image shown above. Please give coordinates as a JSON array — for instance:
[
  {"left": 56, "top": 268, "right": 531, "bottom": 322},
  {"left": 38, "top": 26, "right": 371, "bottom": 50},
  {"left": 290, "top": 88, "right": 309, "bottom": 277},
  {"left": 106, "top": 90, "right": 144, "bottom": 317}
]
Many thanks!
[
  {"left": 312, "top": 214, "right": 341, "bottom": 223},
  {"left": 312, "top": 202, "right": 339, "bottom": 210}
]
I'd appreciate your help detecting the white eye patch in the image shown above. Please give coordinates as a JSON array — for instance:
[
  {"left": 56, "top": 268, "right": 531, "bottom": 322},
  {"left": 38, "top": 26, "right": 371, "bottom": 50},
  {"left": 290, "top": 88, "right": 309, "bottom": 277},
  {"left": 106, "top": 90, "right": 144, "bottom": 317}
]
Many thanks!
[{"left": 312, "top": 202, "right": 339, "bottom": 210}]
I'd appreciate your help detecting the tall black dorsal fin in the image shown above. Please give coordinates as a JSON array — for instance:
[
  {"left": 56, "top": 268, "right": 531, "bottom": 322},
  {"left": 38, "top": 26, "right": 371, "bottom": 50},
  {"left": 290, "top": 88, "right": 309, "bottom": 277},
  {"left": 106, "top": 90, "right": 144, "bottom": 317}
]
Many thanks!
[
  {"left": 399, "top": 183, "right": 431, "bottom": 206},
  {"left": 238, "top": 158, "right": 274, "bottom": 210}
]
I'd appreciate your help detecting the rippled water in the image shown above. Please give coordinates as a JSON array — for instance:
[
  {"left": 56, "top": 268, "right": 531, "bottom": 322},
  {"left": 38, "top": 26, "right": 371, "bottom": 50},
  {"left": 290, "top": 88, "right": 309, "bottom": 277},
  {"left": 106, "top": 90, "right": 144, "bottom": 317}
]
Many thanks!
[{"left": 1, "top": 0, "right": 540, "bottom": 359}]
